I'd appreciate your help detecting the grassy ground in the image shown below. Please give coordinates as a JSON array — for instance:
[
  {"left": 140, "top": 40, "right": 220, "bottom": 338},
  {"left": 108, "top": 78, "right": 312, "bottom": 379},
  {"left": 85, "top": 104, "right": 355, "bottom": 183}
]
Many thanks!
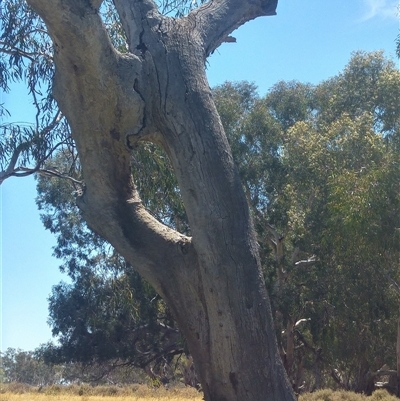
[
  {"left": 0, "top": 383, "right": 202, "bottom": 401},
  {"left": 299, "top": 389, "right": 398, "bottom": 401},
  {"left": 1, "top": 384, "right": 398, "bottom": 401}
]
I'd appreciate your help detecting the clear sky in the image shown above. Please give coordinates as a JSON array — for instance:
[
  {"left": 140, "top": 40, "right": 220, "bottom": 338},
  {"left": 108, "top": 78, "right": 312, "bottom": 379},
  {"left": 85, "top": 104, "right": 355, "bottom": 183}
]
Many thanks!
[{"left": 1, "top": 0, "right": 399, "bottom": 352}]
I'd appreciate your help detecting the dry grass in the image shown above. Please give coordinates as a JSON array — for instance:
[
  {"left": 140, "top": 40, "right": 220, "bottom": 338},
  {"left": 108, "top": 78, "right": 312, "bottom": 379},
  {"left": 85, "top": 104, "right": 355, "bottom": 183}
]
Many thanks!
[
  {"left": 0, "top": 395, "right": 202, "bottom": 401},
  {"left": 0, "top": 383, "right": 203, "bottom": 401},
  {"left": 299, "top": 389, "right": 398, "bottom": 401},
  {"left": 1, "top": 384, "right": 397, "bottom": 401}
]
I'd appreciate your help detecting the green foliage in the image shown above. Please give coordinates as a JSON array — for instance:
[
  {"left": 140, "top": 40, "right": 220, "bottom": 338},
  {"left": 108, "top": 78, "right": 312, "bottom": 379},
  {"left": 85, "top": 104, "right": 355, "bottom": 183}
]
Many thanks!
[
  {"left": 266, "top": 80, "right": 315, "bottom": 131},
  {"left": 271, "top": 52, "right": 400, "bottom": 392},
  {"left": 131, "top": 143, "right": 187, "bottom": 233},
  {"left": 0, "top": 0, "right": 70, "bottom": 181},
  {"left": 315, "top": 51, "right": 400, "bottom": 141},
  {"left": 0, "top": 348, "right": 63, "bottom": 386},
  {"left": 44, "top": 266, "right": 181, "bottom": 367}
]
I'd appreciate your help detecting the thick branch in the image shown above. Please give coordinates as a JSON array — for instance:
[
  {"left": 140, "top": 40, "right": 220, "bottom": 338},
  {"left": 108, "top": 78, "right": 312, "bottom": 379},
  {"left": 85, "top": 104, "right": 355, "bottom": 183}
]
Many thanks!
[
  {"left": 186, "top": 0, "right": 278, "bottom": 57},
  {"left": 26, "top": 0, "right": 118, "bottom": 77},
  {"left": 114, "top": 0, "right": 163, "bottom": 52},
  {"left": 26, "top": 0, "right": 193, "bottom": 285}
]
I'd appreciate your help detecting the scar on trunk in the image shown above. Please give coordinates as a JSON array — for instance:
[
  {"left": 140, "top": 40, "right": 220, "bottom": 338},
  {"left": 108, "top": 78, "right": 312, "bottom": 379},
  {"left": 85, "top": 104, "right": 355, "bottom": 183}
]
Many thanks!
[{"left": 229, "top": 371, "right": 239, "bottom": 393}]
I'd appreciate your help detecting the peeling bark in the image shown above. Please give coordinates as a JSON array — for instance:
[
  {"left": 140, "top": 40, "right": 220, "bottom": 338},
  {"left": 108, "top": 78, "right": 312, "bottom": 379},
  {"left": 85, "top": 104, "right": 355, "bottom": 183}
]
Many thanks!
[{"left": 25, "top": 0, "right": 295, "bottom": 400}]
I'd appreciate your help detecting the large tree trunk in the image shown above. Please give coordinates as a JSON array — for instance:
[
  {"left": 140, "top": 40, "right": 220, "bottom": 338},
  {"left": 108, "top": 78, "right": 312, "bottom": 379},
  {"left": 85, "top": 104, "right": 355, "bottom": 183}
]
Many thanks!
[{"left": 26, "top": 0, "right": 295, "bottom": 400}]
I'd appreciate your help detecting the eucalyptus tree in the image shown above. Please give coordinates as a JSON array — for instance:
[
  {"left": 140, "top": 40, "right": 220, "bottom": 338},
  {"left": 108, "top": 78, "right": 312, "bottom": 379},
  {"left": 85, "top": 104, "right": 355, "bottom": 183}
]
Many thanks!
[
  {"left": 0, "top": 348, "right": 63, "bottom": 386},
  {"left": 0, "top": 0, "right": 297, "bottom": 400},
  {"left": 274, "top": 52, "right": 400, "bottom": 392},
  {"left": 44, "top": 257, "right": 182, "bottom": 377},
  {"left": 213, "top": 53, "right": 400, "bottom": 393}
]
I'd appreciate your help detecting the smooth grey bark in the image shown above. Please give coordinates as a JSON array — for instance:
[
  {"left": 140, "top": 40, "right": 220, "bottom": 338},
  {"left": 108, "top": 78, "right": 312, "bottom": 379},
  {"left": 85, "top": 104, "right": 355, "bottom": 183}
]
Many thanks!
[{"left": 25, "top": 0, "right": 295, "bottom": 400}]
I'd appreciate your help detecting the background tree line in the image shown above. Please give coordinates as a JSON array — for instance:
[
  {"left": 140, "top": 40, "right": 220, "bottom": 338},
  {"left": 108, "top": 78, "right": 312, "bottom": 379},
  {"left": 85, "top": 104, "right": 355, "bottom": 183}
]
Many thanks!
[
  {"left": 2, "top": 50, "right": 400, "bottom": 393},
  {"left": 0, "top": 347, "right": 150, "bottom": 386}
]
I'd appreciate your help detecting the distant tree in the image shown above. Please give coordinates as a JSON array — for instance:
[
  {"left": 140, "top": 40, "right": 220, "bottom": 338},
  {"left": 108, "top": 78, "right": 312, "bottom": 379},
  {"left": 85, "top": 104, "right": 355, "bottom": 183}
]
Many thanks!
[
  {"left": 1, "top": 348, "right": 62, "bottom": 386},
  {"left": 44, "top": 265, "right": 184, "bottom": 378},
  {"left": 270, "top": 51, "right": 400, "bottom": 393}
]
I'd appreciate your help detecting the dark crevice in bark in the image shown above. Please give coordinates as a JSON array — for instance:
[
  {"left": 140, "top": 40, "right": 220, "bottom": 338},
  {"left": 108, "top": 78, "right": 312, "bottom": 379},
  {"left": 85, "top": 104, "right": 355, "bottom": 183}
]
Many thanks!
[{"left": 136, "top": 29, "right": 148, "bottom": 56}]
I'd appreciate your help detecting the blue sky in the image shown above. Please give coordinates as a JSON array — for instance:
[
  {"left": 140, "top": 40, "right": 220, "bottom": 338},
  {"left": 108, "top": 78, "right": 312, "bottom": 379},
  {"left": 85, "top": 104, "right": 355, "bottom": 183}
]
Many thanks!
[{"left": 1, "top": 0, "right": 399, "bottom": 352}]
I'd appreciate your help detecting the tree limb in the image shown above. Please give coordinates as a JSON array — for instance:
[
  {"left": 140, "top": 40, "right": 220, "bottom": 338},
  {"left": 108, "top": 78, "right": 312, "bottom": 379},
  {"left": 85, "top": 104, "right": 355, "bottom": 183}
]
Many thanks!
[
  {"left": 0, "top": 45, "right": 36, "bottom": 62},
  {"left": 0, "top": 111, "right": 65, "bottom": 185},
  {"left": 2, "top": 166, "right": 83, "bottom": 187},
  {"left": 114, "top": 0, "right": 163, "bottom": 52},
  {"left": 27, "top": 0, "right": 195, "bottom": 287},
  {"left": 0, "top": 141, "right": 31, "bottom": 184},
  {"left": 294, "top": 256, "right": 317, "bottom": 268},
  {"left": 26, "top": 0, "right": 116, "bottom": 70},
  {"left": 186, "top": 0, "right": 278, "bottom": 57},
  {"left": 370, "top": 369, "right": 398, "bottom": 378},
  {"left": 387, "top": 274, "right": 400, "bottom": 296}
]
